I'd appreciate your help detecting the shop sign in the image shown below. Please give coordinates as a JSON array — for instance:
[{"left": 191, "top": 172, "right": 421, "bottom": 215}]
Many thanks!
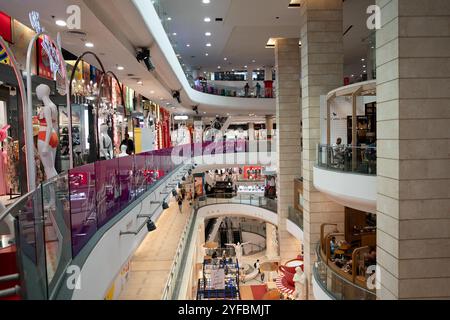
[{"left": 29, "top": 11, "right": 61, "bottom": 78}]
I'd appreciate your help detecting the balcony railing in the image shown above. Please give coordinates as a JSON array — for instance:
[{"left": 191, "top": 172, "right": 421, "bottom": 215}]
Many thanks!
[
  {"left": 193, "top": 83, "right": 276, "bottom": 99},
  {"left": 2, "top": 140, "right": 272, "bottom": 300},
  {"left": 313, "top": 243, "right": 377, "bottom": 300},
  {"left": 288, "top": 207, "right": 303, "bottom": 231},
  {"left": 317, "top": 144, "right": 377, "bottom": 175},
  {"left": 194, "top": 194, "right": 277, "bottom": 214}
]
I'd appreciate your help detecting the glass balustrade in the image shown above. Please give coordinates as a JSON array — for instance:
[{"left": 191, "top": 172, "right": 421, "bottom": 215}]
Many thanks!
[
  {"left": 317, "top": 144, "right": 377, "bottom": 175},
  {"left": 2, "top": 140, "right": 274, "bottom": 299},
  {"left": 288, "top": 207, "right": 303, "bottom": 230},
  {"left": 313, "top": 244, "right": 377, "bottom": 300}
]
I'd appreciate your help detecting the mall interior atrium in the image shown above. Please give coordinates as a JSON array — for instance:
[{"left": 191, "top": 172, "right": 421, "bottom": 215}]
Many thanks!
[{"left": 0, "top": 0, "right": 449, "bottom": 302}]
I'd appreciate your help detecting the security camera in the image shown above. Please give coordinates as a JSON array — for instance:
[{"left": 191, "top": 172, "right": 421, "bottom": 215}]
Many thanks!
[
  {"left": 136, "top": 48, "right": 155, "bottom": 71},
  {"left": 146, "top": 220, "right": 157, "bottom": 232},
  {"left": 192, "top": 106, "right": 199, "bottom": 115},
  {"left": 172, "top": 90, "right": 181, "bottom": 103}
]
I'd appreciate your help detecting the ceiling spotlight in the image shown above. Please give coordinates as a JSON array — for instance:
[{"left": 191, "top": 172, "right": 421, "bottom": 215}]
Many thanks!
[
  {"left": 167, "top": 17, "right": 172, "bottom": 21},
  {"left": 363, "top": 65, "right": 366, "bottom": 68},
  {"left": 205, "top": 53, "right": 209, "bottom": 56},
  {"left": 224, "top": 57, "right": 227, "bottom": 61},
  {"left": 186, "top": 44, "right": 191, "bottom": 47},
  {"left": 217, "top": 66, "right": 221, "bottom": 69},
  {"left": 137, "top": 80, "right": 143, "bottom": 85},
  {"left": 252, "top": 59, "right": 256, "bottom": 63},
  {"left": 146, "top": 220, "right": 157, "bottom": 232},
  {"left": 172, "top": 32, "right": 177, "bottom": 36},
  {"left": 202, "top": 0, "right": 210, "bottom": 3},
  {"left": 117, "top": 65, "right": 124, "bottom": 70},
  {"left": 85, "top": 42, "right": 94, "bottom": 48},
  {"left": 361, "top": 58, "right": 366, "bottom": 62},
  {"left": 150, "top": 90, "right": 155, "bottom": 94},
  {"left": 55, "top": 20, "right": 67, "bottom": 27},
  {"left": 205, "top": 32, "right": 211, "bottom": 36},
  {"left": 206, "top": 43, "right": 211, "bottom": 47},
  {"left": 204, "top": 17, "right": 211, "bottom": 22},
  {"left": 244, "top": 65, "right": 248, "bottom": 68}
]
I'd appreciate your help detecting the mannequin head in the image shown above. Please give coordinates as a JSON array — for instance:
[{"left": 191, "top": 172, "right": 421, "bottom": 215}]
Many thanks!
[
  {"left": 121, "top": 144, "right": 128, "bottom": 154},
  {"left": 36, "top": 84, "right": 51, "bottom": 101}
]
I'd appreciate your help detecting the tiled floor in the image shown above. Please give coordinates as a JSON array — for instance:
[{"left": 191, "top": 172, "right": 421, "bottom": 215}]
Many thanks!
[{"left": 118, "top": 201, "right": 192, "bottom": 300}]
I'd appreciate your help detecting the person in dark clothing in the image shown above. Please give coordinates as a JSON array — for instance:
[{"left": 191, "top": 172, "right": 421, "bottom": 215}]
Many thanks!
[{"left": 121, "top": 133, "right": 135, "bottom": 155}]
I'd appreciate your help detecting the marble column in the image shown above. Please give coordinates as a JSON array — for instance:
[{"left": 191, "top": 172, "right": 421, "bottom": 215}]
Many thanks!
[
  {"left": 248, "top": 122, "right": 255, "bottom": 141},
  {"left": 376, "top": 0, "right": 450, "bottom": 300},
  {"left": 300, "top": 0, "right": 346, "bottom": 285},
  {"left": 275, "top": 38, "right": 302, "bottom": 231}
]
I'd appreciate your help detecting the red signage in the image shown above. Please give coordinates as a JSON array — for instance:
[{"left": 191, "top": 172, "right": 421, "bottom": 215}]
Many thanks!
[{"left": 0, "top": 12, "right": 12, "bottom": 43}]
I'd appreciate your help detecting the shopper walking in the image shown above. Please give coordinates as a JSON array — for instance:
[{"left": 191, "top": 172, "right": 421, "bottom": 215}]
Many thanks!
[
  {"left": 178, "top": 197, "right": 183, "bottom": 214},
  {"left": 121, "top": 133, "right": 135, "bottom": 155},
  {"left": 244, "top": 83, "right": 250, "bottom": 97},
  {"left": 255, "top": 82, "right": 261, "bottom": 98}
]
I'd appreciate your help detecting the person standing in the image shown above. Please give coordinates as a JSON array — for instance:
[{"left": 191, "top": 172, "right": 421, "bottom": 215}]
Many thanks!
[
  {"left": 244, "top": 83, "right": 250, "bottom": 97},
  {"left": 255, "top": 82, "right": 261, "bottom": 98},
  {"left": 121, "top": 133, "right": 135, "bottom": 155}
]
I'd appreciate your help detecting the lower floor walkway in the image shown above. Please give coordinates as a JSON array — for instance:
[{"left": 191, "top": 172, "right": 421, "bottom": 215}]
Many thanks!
[{"left": 118, "top": 200, "right": 192, "bottom": 300}]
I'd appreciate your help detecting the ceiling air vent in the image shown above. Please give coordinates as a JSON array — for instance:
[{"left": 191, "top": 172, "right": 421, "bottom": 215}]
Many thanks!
[
  {"left": 215, "top": 18, "right": 223, "bottom": 22},
  {"left": 64, "top": 30, "right": 88, "bottom": 37}
]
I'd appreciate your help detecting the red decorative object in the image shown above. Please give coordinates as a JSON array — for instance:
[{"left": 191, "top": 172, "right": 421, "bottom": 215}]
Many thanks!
[
  {"left": 0, "top": 11, "right": 12, "bottom": 43},
  {"left": 37, "top": 37, "right": 53, "bottom": 80}
]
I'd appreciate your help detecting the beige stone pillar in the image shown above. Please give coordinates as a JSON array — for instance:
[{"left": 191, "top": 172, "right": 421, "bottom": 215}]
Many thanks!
[
  {"left": 265, "top": 223, "right": 279, "bottom": 260},
  {"left": 300, "top": 0, "right": 346, "bottom": 285},
  {"left": 376, "top": 0, "right": 450, "bottom": 300},
  {"left": 266, "top": 115, "right": 274, "bottom": 141},
  {"left": 275, "top": 38, "right": 302, "bottom": 231}
]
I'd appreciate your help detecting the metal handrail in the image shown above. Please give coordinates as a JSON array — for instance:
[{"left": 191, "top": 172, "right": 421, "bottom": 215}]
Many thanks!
[
  {"left": 0, "top": 286, "right": 20, "bottom": 298},
  {"left": 195, "top": 193, "right": 278, "bottom": 213},
  {"left": 0, "top": 273, "right": 20, "bottom": 283}
]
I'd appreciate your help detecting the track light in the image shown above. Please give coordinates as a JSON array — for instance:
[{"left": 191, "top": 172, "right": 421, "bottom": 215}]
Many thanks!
[
  {"left": 192, "top": 106, "right": 199, "bottom": 115},
  {"left": 162, "top": 201, "right": 170, "bottom": 210},
  {"left": 172, "top": 189, "right": 178, "bottom": 197}
]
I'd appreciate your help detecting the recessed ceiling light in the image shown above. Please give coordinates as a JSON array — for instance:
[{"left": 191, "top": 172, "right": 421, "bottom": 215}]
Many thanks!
[
  {"left": 204, "top": 17, "right": 211, "bottom": 22},
  {"left": 224, "top": 57, "right": 227, "bottom": 61},
  {"left": 206, "top": 43, "right": 211, "bottom": 47},
  {"left": 351, "top": 74, "right": 355, "bottom": 77},
  {"left": 150, "top": 90, "right": 155, "bottom": 94},
  {"left": 117, "top": 65, "right": 124, "bottom": 70},
  {"left": 217, "top": 66, "right": 221, "bottom": 69},
  {"left": 172, "top": 32, "right": 177, "bottom": 36},
  {"left": 244, "top": 65, "right": 248, "bottom": 68},
  {"left": 167, "top": 17, "right": 172, "bottom": 21},
  {"left": 252, "top": 60, "right": 256, "bottom": 63},
  {"left": 361, "top": 58, "right": 366, "bottom": 62},
  {"left": 232, "top": 69, "right": 235, "bottom": 72},
  {"left": 186, "top": 44, "right": 191, "bottom": 47},
  {"left": 205, "top": 53, "right": 209, "bottom": 56},
  {"left": 203, "top": 112, "right": 207, "bottom": 114},
  {"left": 363, "top": 70, "right": 367, "bottom": 73},
  {"left": 363, "top": 65, "right": 366, "bottom": 68},
  {"left": 205, "top": 32, "right": 211, "bottom": 36},
  {"left": 202, "top": 0, "right": 210, "bottom": 4},
  {"left": 137, "top": 80, "right": 143, "bottom": 85},
  {"left": 85, "top": 42, "right": 94, "bottom": 48},
  {"left": 55, "top": 20, "right": 67, "bottom": 27}
]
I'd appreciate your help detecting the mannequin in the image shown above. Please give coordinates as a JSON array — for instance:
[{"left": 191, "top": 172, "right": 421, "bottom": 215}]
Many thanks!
[
  {"left": 99, "top": 123, "right": 113, "bottom": 160},
  {"left": 36, "top": 84, "right": 58, "bottom": 180},
  {"left": 293, "top": 266, "right": 306, "bottom": 300},
  {"left": 118, "top": 144, "right": 128, "bottom": 158}
]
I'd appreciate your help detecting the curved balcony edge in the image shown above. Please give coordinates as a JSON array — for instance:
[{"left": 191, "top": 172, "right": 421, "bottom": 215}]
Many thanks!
[{"left": 313, "top": 166, "right": 377, "bottom": 214}]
